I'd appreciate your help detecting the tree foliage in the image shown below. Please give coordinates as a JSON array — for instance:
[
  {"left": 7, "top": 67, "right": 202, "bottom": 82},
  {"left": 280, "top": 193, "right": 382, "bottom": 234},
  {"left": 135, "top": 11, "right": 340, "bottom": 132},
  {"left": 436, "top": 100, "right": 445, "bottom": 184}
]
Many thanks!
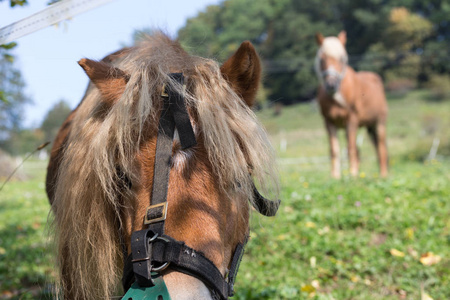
[
  {"left": 40, "top": 99, "right": 71, "bottom": 143},
  {"left": 0, "top": 0, "right": 28, "bottom": 7},
  {"left": 0, "top": 51, "right": 34, "bottom": 154},
  {"left": 0, "top": 50, "right": 30, "bottom": 135},
  {"left": 177, "top": 0, "right": 450, "bottom": 104}
]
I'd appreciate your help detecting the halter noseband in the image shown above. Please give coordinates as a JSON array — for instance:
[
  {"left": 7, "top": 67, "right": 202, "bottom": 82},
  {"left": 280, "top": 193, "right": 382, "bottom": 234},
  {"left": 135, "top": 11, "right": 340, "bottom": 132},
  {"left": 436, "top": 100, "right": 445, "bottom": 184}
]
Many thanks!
[{"left": 121, "top": 73, "right": 280, "bottom": 299}]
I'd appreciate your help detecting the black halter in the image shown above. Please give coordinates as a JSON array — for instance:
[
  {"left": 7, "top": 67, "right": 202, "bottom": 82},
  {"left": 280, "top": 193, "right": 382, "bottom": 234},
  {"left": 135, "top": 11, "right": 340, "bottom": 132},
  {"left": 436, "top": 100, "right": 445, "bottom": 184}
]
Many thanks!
[{"left": 121, "top": 73, "right": 280, "bottom": 299}]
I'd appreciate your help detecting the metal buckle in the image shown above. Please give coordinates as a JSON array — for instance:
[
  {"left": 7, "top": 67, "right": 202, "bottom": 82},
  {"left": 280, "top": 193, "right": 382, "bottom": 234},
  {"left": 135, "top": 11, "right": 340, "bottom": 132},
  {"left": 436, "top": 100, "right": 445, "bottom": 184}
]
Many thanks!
[
  {"left": 144, "top": 202, "right": 168, "bottom": 224},
  {"left": 152, "top": 261, "right": 170, "bottom": 273},
  {"left": 131, "top": 231, "right": 170, "bottom": 273}
]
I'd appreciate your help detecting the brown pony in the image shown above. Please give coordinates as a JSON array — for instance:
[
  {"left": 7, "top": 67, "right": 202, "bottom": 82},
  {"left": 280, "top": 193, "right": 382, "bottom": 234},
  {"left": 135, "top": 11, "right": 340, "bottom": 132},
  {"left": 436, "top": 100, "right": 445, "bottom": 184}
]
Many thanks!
[
  {"left": 315, "top": 31, "right": 388, "bottom": 178},
  {"left": 46, "top": 33, "right": 278, "bottom": 299}
]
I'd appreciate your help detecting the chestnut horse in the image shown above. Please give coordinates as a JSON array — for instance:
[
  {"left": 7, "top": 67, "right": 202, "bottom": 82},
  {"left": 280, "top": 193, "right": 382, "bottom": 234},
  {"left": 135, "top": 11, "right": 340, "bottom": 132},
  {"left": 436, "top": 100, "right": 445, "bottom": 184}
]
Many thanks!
[
  {"left": 46, "top": 34, "right": 279, "bottom": 299},
  {"left": 315, "top": 31, "right": 388, "bottom": 178}
]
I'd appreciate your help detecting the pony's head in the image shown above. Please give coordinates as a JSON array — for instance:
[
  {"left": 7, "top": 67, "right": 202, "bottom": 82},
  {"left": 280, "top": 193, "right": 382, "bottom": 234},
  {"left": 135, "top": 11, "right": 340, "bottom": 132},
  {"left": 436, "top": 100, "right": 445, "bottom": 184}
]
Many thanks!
[
  {"left": 50, "top": 33, "right": 278, "bottom": 299},
  {"left": 314, "top": 31, "right": 348, "bottom": 95}
]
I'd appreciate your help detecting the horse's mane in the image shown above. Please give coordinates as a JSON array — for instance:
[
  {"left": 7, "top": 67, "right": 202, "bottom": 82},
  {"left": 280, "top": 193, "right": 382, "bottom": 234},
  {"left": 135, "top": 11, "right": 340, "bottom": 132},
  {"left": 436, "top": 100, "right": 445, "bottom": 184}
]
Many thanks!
[{"left": 51, "top": 33, "right": 278, "bottom": 299}]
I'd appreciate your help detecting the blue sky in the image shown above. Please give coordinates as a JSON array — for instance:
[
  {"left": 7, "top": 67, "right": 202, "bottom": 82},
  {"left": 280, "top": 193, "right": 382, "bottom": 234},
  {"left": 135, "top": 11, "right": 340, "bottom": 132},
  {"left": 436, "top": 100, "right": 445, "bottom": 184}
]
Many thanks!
[{"left": 1, "top": 0, "right": 222, "bottom": 127}]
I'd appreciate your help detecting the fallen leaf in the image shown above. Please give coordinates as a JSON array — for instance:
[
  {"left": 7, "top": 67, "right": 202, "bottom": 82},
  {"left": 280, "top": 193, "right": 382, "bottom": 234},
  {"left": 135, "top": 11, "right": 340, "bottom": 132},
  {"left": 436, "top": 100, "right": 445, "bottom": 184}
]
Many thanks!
[
  {"left": 311, "top": 280, "right": 320, "bottom": 289},
  {"left": 421, "top": 291, "right": 433, "bottom": 300},
  {"left": 318, "top": 226, "right": 330, "bottom": 235},
  {"left": 390, "top": 248, "right": 405, "bottom": 257},
  {"left": 305, "top": 221, "right": 316, "bottom": 228},
  {"left": 420, "top": 252, "right": 441, "bottom": 266},
  {"left": 407, "top": 247, "right": 418, "bottom": 258},
  {"left": 421, "top": 283, "right": 434, "bottom": 300},
  {"left": 405, "top": 227, "right": 414, "bottom": 240},
  {"left": 277, "top": 234, "right": 287, "bottom": 241},
  {"left": 301, "top": 284, "right": 316, "bottom": 293},
  {"left": 310, "top": 256, "right": 316, "bottom": 268}
]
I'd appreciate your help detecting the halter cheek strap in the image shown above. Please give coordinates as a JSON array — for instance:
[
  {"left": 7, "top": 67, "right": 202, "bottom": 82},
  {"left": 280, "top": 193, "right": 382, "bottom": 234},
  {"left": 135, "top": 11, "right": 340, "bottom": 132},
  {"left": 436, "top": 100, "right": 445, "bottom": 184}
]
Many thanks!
[{"left": 122, "top": 73, "right": 280, "bottom": 299}]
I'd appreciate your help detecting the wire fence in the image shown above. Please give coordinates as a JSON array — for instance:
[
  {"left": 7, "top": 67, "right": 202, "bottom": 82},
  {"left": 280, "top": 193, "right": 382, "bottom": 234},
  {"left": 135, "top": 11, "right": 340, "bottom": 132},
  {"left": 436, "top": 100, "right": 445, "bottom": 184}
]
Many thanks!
[{"left": 262, "top": 49, "right": 450, "bottom": 74}]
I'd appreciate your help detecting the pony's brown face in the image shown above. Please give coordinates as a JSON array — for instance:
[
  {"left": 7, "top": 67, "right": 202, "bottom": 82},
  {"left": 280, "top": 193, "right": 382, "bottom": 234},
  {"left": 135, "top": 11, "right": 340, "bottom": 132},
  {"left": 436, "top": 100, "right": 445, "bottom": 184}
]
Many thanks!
[
  {"left": 78, "top": 39, "right": 263, "bottom": 298},
  {"left": 315, "top": 31, "right": 348, "bottom": 95}
]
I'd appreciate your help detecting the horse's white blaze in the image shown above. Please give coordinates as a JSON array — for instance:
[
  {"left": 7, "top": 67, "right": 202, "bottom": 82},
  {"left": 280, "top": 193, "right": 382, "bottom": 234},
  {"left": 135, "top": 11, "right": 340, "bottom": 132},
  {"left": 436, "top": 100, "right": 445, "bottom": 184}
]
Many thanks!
[
  {"left": 173, "top": 149, "right": 194, "bottom": 170},
  {"left": 314, "top": 36, "right": 349, "bottom": 107}
]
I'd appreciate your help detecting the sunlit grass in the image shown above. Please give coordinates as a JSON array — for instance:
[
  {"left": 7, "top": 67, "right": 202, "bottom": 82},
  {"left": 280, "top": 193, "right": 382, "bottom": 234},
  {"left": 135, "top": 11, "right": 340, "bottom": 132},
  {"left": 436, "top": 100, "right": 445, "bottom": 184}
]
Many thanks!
[
  {"left": 237, "top": 159, "right": 450, "bottom": 299},
  {"left": 0, "top": 161, "right": 53, "bottom": 299}
]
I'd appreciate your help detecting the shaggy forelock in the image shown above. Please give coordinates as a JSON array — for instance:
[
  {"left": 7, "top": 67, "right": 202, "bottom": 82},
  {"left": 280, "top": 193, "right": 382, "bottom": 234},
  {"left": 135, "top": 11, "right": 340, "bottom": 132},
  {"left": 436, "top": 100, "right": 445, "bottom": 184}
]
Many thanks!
[{"left": 320, "top": 37, "right": 348, "bottom": 61}]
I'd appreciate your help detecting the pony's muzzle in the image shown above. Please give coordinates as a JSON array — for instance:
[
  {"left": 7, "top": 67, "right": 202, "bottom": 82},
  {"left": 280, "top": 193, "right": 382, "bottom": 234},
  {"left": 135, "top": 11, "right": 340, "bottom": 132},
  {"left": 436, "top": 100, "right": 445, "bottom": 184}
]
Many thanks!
[{"left": 322, "top": 68, "right": 342, "bottom": 94}]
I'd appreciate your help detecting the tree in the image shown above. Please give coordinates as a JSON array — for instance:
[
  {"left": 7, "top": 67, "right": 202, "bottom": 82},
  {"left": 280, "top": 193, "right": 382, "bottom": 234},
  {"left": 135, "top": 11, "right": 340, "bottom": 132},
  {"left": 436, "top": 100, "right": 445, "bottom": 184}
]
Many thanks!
[
  {"left": 0, "top": 49, "right": 31, "bottom": 150},
  {"left": 0, "top": 0, "right": 29, "bottom": 108},
  {"left": 2, "top": 128, "right": 44, "bottom": 155},
  {"left": 177, "top": 0, "right": 357, "bottom": 103},
  {"left": 0, "top": 0, "right": 29, "bottom": 90},
  {"left": 40, "top": 100, "right": 71, "bottom": 143},
  {"left": 358, "top": 6, "right": 434, "bottom": 90},
  {"left": 177, "top": 0, "right": 449, "bottom": 103}
]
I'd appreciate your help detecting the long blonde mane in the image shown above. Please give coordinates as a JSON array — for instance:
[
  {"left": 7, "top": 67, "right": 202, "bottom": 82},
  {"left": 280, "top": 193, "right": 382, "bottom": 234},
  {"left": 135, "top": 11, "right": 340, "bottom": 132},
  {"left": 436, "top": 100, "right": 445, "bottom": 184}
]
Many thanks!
[{"left": 51, "top": 33, "right": 278, "bottom": 299}]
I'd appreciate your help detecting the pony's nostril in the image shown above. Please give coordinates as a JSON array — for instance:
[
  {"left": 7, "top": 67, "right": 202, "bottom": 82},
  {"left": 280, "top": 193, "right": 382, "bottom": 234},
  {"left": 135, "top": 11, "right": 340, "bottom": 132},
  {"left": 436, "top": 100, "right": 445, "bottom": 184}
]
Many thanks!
[
  {"left": 325, "top": 83, "right": 336, "bottom": 92},
  {"left": 157, "top": 296, "right": 163, "bottom": 300}
]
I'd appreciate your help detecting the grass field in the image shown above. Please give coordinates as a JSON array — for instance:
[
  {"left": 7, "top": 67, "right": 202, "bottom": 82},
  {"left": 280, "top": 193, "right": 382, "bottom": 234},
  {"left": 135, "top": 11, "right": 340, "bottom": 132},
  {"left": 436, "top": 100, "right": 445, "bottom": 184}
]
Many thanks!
[{"left": 1, "top": 90, "right": 449, "bottom": 299}]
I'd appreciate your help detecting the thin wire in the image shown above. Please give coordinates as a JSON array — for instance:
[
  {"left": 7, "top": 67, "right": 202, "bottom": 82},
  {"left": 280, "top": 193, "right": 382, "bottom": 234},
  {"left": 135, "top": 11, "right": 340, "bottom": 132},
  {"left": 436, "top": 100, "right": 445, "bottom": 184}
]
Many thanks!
[{"left": 0, "top": 141, "right": 50, "bottom": 192}]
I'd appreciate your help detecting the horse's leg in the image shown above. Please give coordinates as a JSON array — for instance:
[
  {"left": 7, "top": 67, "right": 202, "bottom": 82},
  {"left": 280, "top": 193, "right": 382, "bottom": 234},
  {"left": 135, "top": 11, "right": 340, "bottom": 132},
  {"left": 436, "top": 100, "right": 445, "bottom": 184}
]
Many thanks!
[
  {"left": 325, "top": 121, "right": 341, "bottom": 178},
  {"left": 367, "top": 124, "right": 380, "bottom": 170},
  {"left": 367, "top": 123, "right": 388, "bottom": 177},
  {"left": 346, "top": 116, "right": 359, "bottom": 177},
  {"left": 376, "top": 122, "right": 389, "bottom": 177}
]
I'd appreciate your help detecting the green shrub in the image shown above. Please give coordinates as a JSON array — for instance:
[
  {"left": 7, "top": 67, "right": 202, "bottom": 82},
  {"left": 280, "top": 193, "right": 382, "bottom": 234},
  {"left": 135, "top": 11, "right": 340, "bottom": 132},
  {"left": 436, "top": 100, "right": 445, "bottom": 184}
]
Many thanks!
[{"left": 426, "top": 74, "right": 450, "bottom": 101}]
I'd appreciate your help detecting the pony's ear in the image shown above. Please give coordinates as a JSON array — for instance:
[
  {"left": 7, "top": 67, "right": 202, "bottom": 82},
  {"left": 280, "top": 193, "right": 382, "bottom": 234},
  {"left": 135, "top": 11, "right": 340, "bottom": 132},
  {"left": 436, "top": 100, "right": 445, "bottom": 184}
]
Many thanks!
[
  {"left": 338, "top": 31, "right": 347, "bottom": 45},
  {"left": 316, "top": 33, "right": 324, "bottom": 45},
  {"left": 78, "top": 58, "right": 129, "bottom": 104},
  {"left": 220, "top": 41, "right": 261, "bottom": 107}
]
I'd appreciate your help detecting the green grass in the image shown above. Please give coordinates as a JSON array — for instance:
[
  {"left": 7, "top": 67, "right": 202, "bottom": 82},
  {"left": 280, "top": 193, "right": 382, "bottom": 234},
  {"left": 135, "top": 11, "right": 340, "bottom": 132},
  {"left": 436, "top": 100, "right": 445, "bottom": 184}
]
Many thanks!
[
  {"left": 0, "top": 90, "right": 449, "bottom": 299},
  {"left": 0, "top": 161, "right": 53, "bottom": 299},
  {"left": 236, "top": 160, "right": 450, "bottom": 299}
]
